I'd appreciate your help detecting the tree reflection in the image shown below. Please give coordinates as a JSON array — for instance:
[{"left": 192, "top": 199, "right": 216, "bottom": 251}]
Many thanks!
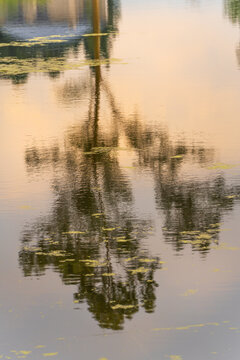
[
  {"left": 18, "top": 0, "right": 240, "bottom": 331},
  {"left": 126, "top": 120, "right": 240, "bottom": 254},
  {"left": 19, "top": 0, "right": 161, "bottom": 331}
]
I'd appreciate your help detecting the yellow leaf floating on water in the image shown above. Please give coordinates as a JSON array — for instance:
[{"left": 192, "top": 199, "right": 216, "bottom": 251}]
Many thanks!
[
  {"left": 171, "top": 155, "right": 183, "bottom": 159},
  {"left": 130, "top": 267, "right": 149, "bottom": 275},
  {"left": 182, "top": 289, "right": 198, "bottom": 297},
  {"left": 83, "top": 33, "right": 108, "bottom": 37},
  {"left": 195, "top": 233, "right": 212, "bottom": 240},
  {"left": 62, "top": 231, "right": 86, "bottom": 234},
  {"left": 19, "top": 351, "right": 32, "bottom": 355},
  {"left": 152, "top": 322, "right": 219, "bottom": 332},
  {"left": 207, "top": 163, "right": 235, "bottom": 170},
  {"left": 124, "top": 257, "right": 137, "bottom": 262},
  {"left": 35, "top": 346, "right": 46, "bottom": 349},
  {"left": 102, "top": 227, "right": 116, "bottom": 231},
  {"left": 43, "top": 353, "right": 58, "bottom": 357},
  {"left": 139, "top": 258, "right": 156, "bottom": 263},
  {"left": 169, "top": 356, "right": 182, "bottom": 360},
  {"left": 102, "top": 273, "right": 116, "bottom": 277},
  {"left": 111, "top": 304, "right": 136, "bottom": 310}
]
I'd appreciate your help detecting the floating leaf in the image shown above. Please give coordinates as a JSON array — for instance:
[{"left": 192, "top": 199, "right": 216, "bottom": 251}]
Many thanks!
[
  {"left": 182, "top": 289, "right": 198, "bottom": 297},
  {"left": 83, "top": 33, "right": 108, "bottom": 37},
  {"left": 171, "top": 155, "right": 183, "bottom": 159},
  {"left": 102, "top": 273, "right": 116, "bottom": 277},
  {"left": 139, "top": 258, "right": 156, "bottom": 263},
  {"left": 207, "top": 163, "right": 235, "bottom": 170},
  {"left": 111, "top": 304, "right": 136, "bottom": 310},
  {"left": 130, "top": 267, "right": 149, "bottom": 275},
  {"left": 102, "top": 227, "right": 116, "bottom": 231},
  {"left": 43, "top": 353, "right": 58, "bottom": 357},
  {"left": 62, "top": 231, "right": 86, "bottom": 234}
]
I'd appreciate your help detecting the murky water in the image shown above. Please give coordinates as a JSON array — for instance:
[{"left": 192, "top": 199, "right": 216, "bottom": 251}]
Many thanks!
[{"left": 1, "top": 0, "right": 240, "bottom": 359}]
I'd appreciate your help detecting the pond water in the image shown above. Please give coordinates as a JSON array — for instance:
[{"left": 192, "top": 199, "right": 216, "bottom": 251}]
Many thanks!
[{"left": 1, "top": 0, "right": 240, "bottom": 359}]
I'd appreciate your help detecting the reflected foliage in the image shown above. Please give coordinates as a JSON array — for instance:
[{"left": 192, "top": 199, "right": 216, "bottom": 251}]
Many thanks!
[
  {"left": 16, "top": 0, "right": 240, "bottom": 330},
  {"left": 225, "top": 0, "right": 240, "bottom": 24}
]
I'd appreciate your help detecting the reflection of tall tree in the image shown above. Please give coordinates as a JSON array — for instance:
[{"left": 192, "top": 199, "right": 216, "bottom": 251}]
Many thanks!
[{"left": 19, "top": 0, "right": 160, "bottom": 331}]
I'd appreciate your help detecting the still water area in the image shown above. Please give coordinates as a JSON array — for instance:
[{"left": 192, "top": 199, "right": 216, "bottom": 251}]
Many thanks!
[{"left": 1, "top": 0, "right": 240, "bottom": 359}]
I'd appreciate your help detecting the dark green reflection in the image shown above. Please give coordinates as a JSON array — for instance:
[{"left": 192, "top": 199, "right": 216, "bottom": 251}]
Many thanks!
[
  {"left": 17, "top": 0, "right": 240, "bottom": 331},
  {"left": 225, "top": 0, "right": 240, "bottom": 24},
  {"left": 20, "top": 80, "right": 240, "bottom": 328}
]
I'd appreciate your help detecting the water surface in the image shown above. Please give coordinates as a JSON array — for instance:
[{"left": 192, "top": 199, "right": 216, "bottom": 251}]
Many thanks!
[{"left": 1, "top": 0, "right": 240, "bottom": 359}]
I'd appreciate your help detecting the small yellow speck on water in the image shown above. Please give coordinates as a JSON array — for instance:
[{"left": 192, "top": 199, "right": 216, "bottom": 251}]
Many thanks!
[
  {"left": 182, "top": 289, "right": 198, "bottom": 297},
  {"left": 0, "top": 356, "right": 2, "bottom": 359},
  {"left": 130, "top": 267, "right": 149, "bottom": 275},
  {"left": 211, "top": 352, "right": 217, "bottom": 355},
  {"left": 56, "top": 338, "right": 64, "bottom": 341},
  {"left": 213, "top": 268, "right": 220, "bottom": 272},
  {"left": 19, "top": 205, "right": 32, "bottom": 210},
  {"left": 139, "top": 258, "right": 156, "bottom": 263},
  {"left": 102, "top": 273, "right": 116, "bottom": 277},
  {"left": 111, "top": 304, "right": 136, "bottom": 310},
  {"left": 207, "top": 163, "right": 235, "bottom": 170},
  {"left": 19, "top": 351, "right": 31, "bottom": 355},
  {"left": 98, "top": 358, "right": 108, "bottom": 360},
  {"left": 35, "top": 346, "right": 46, "bottom": 349},
  {"left": 102, "top": 227, "right": 116, "bottom": 231},
  {"left": 171, "top": 155, "right": 183, "bottom": 159},
  {"left": 42, "top": 353, "right": 58, "bottom": 357},
  {"left": 5, "top": 357, "right": 11, "bottom": 359},
  {"left": 169, "top": 356, "right": 182, "bottom": 360},
  {"left": 83, "top": 33, "right": 108, "bottom": 37}
]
